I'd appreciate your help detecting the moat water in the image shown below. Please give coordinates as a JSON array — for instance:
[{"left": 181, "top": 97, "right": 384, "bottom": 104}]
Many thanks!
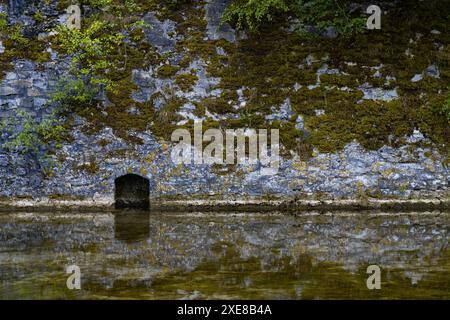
[{"left": 0, "top": 210, "right": 448, "bottom": 299}]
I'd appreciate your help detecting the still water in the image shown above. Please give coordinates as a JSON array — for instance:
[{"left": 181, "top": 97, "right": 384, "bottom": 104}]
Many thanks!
[{"left": 0, "top": 210, "right": 448, "bottom": 299}]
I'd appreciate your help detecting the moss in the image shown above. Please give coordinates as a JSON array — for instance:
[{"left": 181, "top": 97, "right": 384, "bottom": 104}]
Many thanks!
[
  {"left": 157, "top": 64, "right": 180, "bottom": 78},
  {"left": 399, "top": 183, "right": 409, "bottom": 193},
  {"left": 48, "top": 194, "right": 86, "bottom": 201},
  {"left": 21, "top": 0, "right": 446, "bottom": 161},
  {"left": 201, "top": 91, "right": 239, "bottom": 115},
  {"left": 189, "top": 0, "right": 450, "bottom": 157},
  {"left": 178, "top": 55, "right": 191, "bottom": 69},
  {"left": 74, "top": 156, "right": 99, "bottom": 175},
  {"left": 97, "top": 138, "right": 110, "bottom": 147},
  {"left": 149, "top": 96, "right": 186, "bottom": 140},
  {"left": 106, "top": 148, "right": 129, "bottom": 158},
  {"left": 33, "top": 11, "right": 45, "bottom": 22},
  {"left": 0, "top": 26, "right": 50, "bottom": 79},
  {"left": 175, "top": 72, "right": 198, "bottom": 92}
]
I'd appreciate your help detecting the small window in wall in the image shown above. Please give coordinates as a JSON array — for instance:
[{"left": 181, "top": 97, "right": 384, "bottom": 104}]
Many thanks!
[{"left": 114, "top": 174, "right": 150, "bottom": 209}]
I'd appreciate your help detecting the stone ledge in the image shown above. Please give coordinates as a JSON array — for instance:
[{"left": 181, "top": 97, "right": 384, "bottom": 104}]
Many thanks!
[{"left": 0, "top": 197, "right": 448, "bottom": 213}]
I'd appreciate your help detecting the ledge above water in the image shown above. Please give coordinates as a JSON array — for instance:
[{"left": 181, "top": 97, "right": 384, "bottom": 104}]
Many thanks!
[{"left": 0, "top": 196, "right": 449, "bottom": 213}]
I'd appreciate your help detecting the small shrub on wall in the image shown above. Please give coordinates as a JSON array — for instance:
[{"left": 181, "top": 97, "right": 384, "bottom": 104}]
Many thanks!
[{"left": 222, "top": 0, "right": 365, "bottom": 36}]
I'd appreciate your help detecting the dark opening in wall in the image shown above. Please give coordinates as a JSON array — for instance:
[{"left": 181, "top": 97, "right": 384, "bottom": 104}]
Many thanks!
[{"left": 114, "top": 174, "right": 150, "bottom": 209}]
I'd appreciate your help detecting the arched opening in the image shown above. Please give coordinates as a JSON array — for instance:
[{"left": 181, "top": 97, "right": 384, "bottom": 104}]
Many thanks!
[{"left": 114, "top": 174, "right": 150, "bottom": 209}]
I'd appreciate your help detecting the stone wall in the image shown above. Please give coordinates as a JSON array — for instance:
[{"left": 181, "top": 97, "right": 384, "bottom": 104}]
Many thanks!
[{"left": 0, "top": 0, "right": 448, "bottom": 203}]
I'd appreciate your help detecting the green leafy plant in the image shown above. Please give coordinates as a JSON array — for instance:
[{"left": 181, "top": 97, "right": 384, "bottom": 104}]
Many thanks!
[
  {"left": 51, "top": 1, "right": 151, "bottom": 100},
  {"left": 0, "top": 118, "right": 8, "bottom": 136},
  {"left": 222, "top": 0, "right": 365, "bottom": 36},
  {"left": 53, "top": 21, "right": 125, "bottom": 92},
  {"left": 88, "top": 0, "right": 113, "bottom": 7},
  {"left": 222, "top": 0, "right": 290, "bottom": 32},
  {"left": 48, "top": 0, "right": 162, "bottom": 143},
  {"left": 0, "top": 21, "right": 50, "bottom": 77},
  {"left": 51, "top": 77, "right": 100, "bottom": 109},
  {"left": 293, "top": 0, "right": 365, "bottom": 36},
  {"left": 10, "top": 24, "right": 31, "bottom": 46},
  {"left": 442, "top": 89, "right": 450, "bottom": 122},
  {"left": 0, "top": 12, "right": 7, "bottom": 31},
  {"left": 3, "top": 110, "right": 66, "bottom": 154},
  {"left": 1, "top": 110, "right": 66, "bottom": 176},
  {"left": 33, "top": 11, "right": 45, "bottom": 22}
]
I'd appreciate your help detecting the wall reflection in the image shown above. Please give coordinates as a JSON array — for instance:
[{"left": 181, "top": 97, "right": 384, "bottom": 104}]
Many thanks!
[{"left": 114, "top": 210, "right": 150, "bottom": 242}]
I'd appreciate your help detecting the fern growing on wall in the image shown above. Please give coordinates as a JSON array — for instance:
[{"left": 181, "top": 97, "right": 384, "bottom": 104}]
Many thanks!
[
  {"left": 222, "top": 0, "right": 365, "bottom": 36},
  {"left": 222, "top": 0, "right": 290, "bottom": 32}
]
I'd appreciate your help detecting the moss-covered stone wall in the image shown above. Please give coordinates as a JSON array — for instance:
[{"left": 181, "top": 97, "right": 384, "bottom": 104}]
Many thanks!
[{"left": 0, "top": 0, "right": 448, "bottom": 202}]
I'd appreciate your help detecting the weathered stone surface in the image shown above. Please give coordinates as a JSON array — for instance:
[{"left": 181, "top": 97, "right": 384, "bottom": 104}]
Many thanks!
[
  {"left": 0, "top": 86, "right": 18, "bottom": 96},
  {"left": 7, "top": 0, "right": 28, "bottom": 17},
  {"left": 266, "top": 98, "right": 294, "bottom": 121},
  {"left": 142, "top": 13, "right": 178, "bottom": 54},
  {"left": 205, "top": 0, "right": 237, "bottom": 42},
  {"left": 359, "top": 83, "right": 398, "bottom": 101},
  {"left": 423, "top": 64, "right": 440, "bottom": 78}
]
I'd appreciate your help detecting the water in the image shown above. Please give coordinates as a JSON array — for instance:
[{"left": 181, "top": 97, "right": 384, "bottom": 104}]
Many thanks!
[{"left": 0, "top": 210, "right": 448, "bottom": 299}]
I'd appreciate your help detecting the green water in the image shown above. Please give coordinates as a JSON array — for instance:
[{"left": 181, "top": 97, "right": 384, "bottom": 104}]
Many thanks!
[{"left": 0, "top": 210, "right": 448, "bottom": 299}]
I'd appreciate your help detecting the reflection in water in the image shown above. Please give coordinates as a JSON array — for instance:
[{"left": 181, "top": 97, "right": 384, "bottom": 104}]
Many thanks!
[
  {"left": 114, "top": 210, "right": 150, "bottom": 242},
  {"left": 0, "top": 211, "right": 448, "bottom": 299}
]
